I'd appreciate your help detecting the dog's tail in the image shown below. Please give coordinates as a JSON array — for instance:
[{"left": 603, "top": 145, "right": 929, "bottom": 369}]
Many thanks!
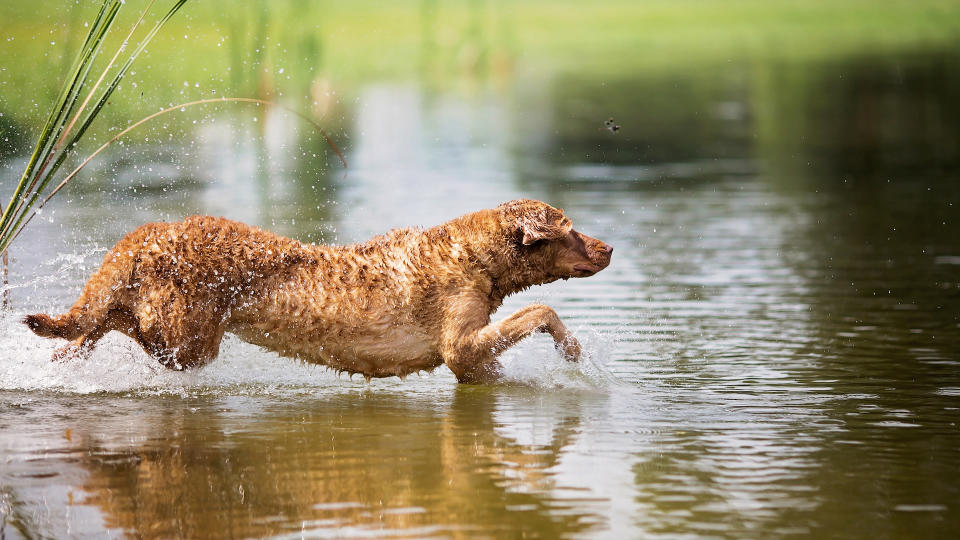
[
  {"left": 22, "top": 313, "right": 81, "bottom": 339},
  {"left": 23, "top": 245, "right": 133, "bottom": 341}
]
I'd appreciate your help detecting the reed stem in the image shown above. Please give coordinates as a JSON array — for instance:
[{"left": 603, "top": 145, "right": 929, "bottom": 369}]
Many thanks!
[
  {"left": 0, "top": 0, "right": 344, "bottom": 265},
  {"left": 2, "top": 251, "right": 8, "bottom": 311},
  {"left": 0, "top": 1, "right": 188, "bottom": 257}
]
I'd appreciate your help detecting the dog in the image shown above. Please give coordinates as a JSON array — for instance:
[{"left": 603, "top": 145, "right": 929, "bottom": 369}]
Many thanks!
[{"left": 24, "top": 199, "right": 612, "bottom": 383}]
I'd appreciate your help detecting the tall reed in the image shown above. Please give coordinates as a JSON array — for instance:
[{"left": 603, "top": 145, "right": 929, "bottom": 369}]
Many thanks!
[
  {"left": 0, "top": 0, "right": 189, "bottom": 257},
  {"left": 0, "top": 0, "right": 346, "bottom": 262}
]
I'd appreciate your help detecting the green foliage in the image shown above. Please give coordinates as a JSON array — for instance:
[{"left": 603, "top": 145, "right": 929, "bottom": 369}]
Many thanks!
[
  {"left": 3, "top": 0, "right": 959, "bottom": 133},
  {"left": 0, "top": 0, "right": 189, "bottom": 256}
]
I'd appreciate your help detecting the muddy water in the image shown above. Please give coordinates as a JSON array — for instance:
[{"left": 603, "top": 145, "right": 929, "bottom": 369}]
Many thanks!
[{"left": 2, "top": 50, "right": 960, "bottom": 538}]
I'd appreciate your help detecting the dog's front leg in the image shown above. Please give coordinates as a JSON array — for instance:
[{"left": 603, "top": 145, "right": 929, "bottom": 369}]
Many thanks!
[
  {"left": 441, "top": 297, "right": 581, "bottom": 384},
  {"left": 477, "top": 303, "right": 582, "bottom": 360}
]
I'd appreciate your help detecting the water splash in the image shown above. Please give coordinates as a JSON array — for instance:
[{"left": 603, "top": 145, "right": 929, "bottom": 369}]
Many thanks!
[
  {"left": 498, "top": 328, "right": 622, "bottom": 390},
  {"left": 0, "top": 306, "right": 618, "bottom": 396}
]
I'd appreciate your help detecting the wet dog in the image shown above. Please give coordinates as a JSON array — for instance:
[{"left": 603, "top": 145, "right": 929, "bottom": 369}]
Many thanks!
[{"left": 24, "top": 199, "right": 612, "bottom": 383}]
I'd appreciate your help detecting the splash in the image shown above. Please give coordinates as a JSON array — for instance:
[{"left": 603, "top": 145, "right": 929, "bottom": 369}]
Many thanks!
[
  {"left": 1, "top": 248, "right": 619, "bottom": 395},
  {"left": 0, "top": 313, "right": 331, "bottom": 395},
  {"left": 497, "top": 329, "right": 622, "bottom": 390},
  {"left": 0, "top": 306, "right": 618, "bottom": 396}
]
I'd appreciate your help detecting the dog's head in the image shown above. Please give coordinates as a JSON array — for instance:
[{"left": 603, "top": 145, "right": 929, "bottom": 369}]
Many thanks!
[{"left": 497, "top": 199, "right": 613, "bottom": 281}]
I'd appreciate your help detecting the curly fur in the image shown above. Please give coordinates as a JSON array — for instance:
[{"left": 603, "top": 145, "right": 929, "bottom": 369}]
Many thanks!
[{"left": 24, "top": 199, "right": 612, "bottom": 383}]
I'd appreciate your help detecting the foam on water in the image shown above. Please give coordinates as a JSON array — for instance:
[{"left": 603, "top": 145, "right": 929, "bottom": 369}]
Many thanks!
[{"left": 0, "top": 306, "right": 619, "bottom": 396}]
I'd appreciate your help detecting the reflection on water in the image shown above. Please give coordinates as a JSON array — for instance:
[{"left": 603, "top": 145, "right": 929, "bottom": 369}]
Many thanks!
[
  {"left": 2, "top": 46, "right": 960, "bottom": 538},
  {"left": 756, "top": 50, "right": 960, "bottom": 184},
  {"left": 0, "top": 388, "right": 600, "bottom": 538}
]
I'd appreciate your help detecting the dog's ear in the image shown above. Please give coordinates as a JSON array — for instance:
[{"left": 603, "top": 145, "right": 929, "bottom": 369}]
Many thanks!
[
  {"left": 501, "top": 200, "right": 573, "bottom": 245},
  {"left": 520, "top": 210, "right": 572, "bottom": 245}
]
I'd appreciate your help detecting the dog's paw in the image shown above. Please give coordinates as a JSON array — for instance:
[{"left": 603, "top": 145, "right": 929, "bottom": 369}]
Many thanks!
[{"left": 558, "top": 335, "right": 582, "bottom": 362}]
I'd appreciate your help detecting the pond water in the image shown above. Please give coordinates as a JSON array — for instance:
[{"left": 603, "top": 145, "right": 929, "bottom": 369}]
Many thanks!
[{"left": 2, "top": 41, "right": 960, "bottom": 538}]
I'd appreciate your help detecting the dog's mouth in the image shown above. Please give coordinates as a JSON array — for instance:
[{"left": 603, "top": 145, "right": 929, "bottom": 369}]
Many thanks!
[{"left": 572, "top": 263, "right": 601, "bottom": 276}]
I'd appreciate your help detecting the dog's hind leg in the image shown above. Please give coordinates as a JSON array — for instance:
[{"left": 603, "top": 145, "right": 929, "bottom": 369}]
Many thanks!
[
  {"left": 49, "top": 308, "right": 139, "bottom": 362},
  {"left": 440, "top": 296, "right": 582, "bottom": 384},
  {"left": 145, "top": 322, "right": 226, "bottom": 371},
  {"left": 134, "top": 292, "right": 228, "bottom": 370},
  {"left": 24, "top": 240, "right": 136, "bottom": 346}
]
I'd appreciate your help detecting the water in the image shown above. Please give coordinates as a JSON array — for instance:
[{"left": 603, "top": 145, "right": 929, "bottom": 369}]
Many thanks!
[{"left": 2, "top": 37, "right": 960, "bottom": 539}]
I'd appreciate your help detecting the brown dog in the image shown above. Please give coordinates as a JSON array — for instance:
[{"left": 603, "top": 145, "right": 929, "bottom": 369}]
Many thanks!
[{"left": 24, "top": 199, "right": 612, "bottom": 383}]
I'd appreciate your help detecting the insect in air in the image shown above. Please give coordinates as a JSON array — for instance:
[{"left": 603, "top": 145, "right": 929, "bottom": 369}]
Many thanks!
[{"left": 603, "top": 117, "right": 621, "bottom": 133}]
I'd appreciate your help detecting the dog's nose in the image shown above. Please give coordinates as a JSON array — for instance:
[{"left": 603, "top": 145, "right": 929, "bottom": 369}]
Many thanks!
[{"left": 603, "top": 244, "right": 613, "bottom": 255}]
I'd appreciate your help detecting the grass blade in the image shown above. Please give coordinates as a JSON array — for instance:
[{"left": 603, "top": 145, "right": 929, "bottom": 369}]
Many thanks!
[
  {"left": 0, "top": 1, "right": 190, "bottom": 251},
  {"left": 12, "top": 0, "right": 157, "bottom": 231},
  {"left": 1, "top": 1, "right": 186, "bottom": 246},
  {"left": 0, "top": 0, "right": 120, "bottom": 239},
  {"left": 0, "top": 0, "right": 344, "bottom": 261},
  {"left": 2, "top": 97, "right": 346, "bottom": 254}
]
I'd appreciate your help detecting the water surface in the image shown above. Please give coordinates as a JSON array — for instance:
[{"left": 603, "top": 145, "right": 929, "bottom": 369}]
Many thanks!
[{"left": 2, "top": 41, "right": 959, "bottom": 539}]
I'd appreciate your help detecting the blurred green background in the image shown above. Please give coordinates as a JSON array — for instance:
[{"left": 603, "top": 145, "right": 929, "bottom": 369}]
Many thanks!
[{"left": 1, "top": 0, "right": 959, "bottom": 184}]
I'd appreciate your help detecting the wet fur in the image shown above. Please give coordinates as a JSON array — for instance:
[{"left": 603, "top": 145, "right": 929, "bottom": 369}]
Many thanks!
[{"left": 24, "top": 199, "right": 612, "bottom": 383}]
